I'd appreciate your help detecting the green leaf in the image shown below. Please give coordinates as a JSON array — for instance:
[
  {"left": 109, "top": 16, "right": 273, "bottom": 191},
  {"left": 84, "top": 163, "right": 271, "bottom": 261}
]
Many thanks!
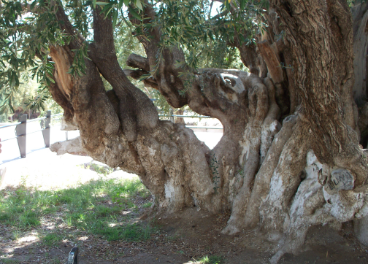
[
  {"left": 46, "top": 75, "right": 55, "bottom": 83},
  {"left": 240, "top": 0, "right": 246, "bottom": 10},
  {"left": 128, "top": 6, "right": 141, "bottom": 21},
  {"left": 138, "top": 73, "right": 151, "bottom": 82},
  {"left": 30, "top": 0, "right": 38, "bottom": 10},
  {"left": 225, "top": 0, "right": 231, "bottom": 10},
  {"left": 135, "top": 0, "right": 142, "bottom": 10},
  {"left": 118, "top": 0, "right": 124, "bottom": 9},
  {"left": 93, "top": 0, "right": 97, "bottom": 8},
  {"left": 102, "top": 4, "right": 115, "bottom": 17},
  {"left": 96, "top": 2, "right": 109, "bottom": 6},
  {"left": 112, "top": 10, "right": 118, "bottom": 28}
]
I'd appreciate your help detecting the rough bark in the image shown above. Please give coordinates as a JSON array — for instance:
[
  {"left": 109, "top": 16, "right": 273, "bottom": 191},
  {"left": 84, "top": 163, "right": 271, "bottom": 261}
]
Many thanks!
[
  {"left": 45, "top": 1, "right": 368, "bottom": 263},
  {"left": 353, "top": 3, "right": 368, "bottom": 105},
  {"left": 354, "top": 3, "right": 368, "bottom": 146}
]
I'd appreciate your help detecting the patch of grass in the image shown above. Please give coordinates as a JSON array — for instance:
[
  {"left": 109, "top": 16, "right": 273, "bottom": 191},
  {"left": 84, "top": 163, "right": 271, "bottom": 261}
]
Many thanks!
[
  {"left": 120, "top": 223, "right": 156, "bottom": 241},
  {"left": 0, "top": 187, "right": 41, "bottom": 228},
  {"left": 142, "top": 202, "right": 152, "bottom": 208},
  {"left": 49, "top": 258, "right": 62, "bottom": 264},
  {"left": 95, "top": 205, "right": 121, "bottom": 217},
  {"left": 196, "top": 255, "right": 225, "bottom": 264},
  {"left": 19, "top": 210, "right": 40, "bottom": 227},
  {"left": 108, "top": 179, "right": 151, "bottom": 206},
  {"left": 82, "top": 163, "right": 114, "bottom": 176},
  {"left": 0, "top": 212, "right": 11, "bottom": 221},
  {"left": 84, "top": 218, "right": 156, "bottom": 241},
  {"left": 0, "top": 259, "right": 21, "bottom": 264},
  {"left": 11, "top": 230, "right": 21, "bottom": 240},
  {"left": 42, "top": 233, "right": 63, "bottom": 247},
  {"left": 0, "top": 177, "right": 154, "bottom": 243}
]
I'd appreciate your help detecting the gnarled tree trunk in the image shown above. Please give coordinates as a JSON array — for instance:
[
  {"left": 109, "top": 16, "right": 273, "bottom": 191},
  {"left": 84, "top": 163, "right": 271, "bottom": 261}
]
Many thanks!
[{"left": 47, "top": 1, "right": 368, "bottom": 263}]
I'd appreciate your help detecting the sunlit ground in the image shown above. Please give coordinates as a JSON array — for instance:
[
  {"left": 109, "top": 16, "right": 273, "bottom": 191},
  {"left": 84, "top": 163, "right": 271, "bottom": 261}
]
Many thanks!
[{"left": 0, "top": 148, "right": 138, "bottom": 190}]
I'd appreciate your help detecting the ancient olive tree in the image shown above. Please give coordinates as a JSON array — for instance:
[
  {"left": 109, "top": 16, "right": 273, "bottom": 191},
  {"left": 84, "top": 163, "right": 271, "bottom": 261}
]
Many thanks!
[{"left": 2, "top": 0, "right": 368, "bottom": 262}]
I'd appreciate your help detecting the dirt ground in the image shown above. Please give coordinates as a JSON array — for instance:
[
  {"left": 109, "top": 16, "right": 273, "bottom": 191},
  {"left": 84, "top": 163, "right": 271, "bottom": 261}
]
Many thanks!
[
  {"left": 1, "top": 150, "right": 368, "bottom": 264},
  {"left": 1, "top": 209, "right": 368, "bottom": 264}
]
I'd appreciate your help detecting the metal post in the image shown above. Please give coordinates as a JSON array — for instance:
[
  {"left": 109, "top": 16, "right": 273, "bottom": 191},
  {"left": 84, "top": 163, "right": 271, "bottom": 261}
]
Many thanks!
[
  {"left": 42, "top": 111, "right": 51, "bottom": 147},
  {"left": 16, "top": 114, "right": 27, "bottom": 158},
  {"left": 170, "top": 108, "right": 174, "bottom": 123}
]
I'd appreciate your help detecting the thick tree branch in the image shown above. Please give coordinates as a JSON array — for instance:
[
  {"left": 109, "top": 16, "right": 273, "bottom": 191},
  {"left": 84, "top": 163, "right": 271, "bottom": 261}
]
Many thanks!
[
  {"left": 89, "top": 6, "right": 158, "bottom": 141},
  {"left": 127, "top": 53, "right": 150, "bottom": 71}
]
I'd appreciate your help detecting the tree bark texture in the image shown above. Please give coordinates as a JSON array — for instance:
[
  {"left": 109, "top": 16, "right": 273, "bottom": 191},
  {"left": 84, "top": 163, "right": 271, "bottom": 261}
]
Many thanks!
[{"left": 47, "top": 1, "right": 368, "bottom": 263}]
